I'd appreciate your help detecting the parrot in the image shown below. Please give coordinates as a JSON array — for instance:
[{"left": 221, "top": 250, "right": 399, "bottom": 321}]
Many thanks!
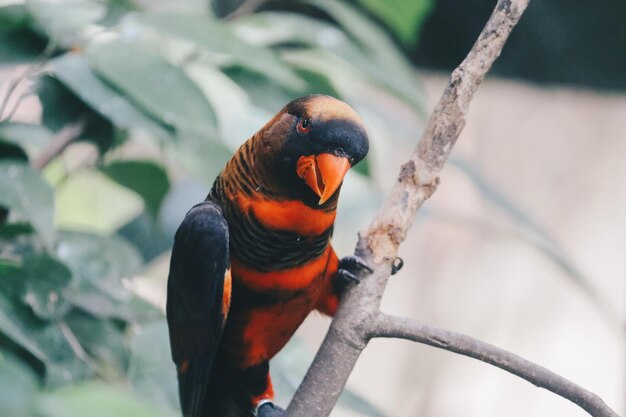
[{"left": 166, "top": 94, "right": 375, "bottom": 417}]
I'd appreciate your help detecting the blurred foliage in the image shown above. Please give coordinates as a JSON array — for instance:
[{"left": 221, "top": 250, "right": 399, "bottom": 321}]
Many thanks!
[
  {"left": 3, "top": 0, "right": 617, "bottom": 415},
  {"left": 413, "top": 0, "right": 626, "bottom": 91},
  {"left": 354, "top": 0, "right": 433, "bottom": 46},
  {"left": 0, "top": 0, "right": 430, "bottom": 415}
]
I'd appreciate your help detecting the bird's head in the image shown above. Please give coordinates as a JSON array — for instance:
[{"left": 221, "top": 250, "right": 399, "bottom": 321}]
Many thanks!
[{"left": 259, "top": 95, "right": 369, "bottom": 206}]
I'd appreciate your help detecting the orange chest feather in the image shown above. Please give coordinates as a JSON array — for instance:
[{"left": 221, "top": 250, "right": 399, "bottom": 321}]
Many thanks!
[
  {"left": 225, "top": 249, "right": 340, "bottom": 368},
  {"left": 231, "top": 246, "right": 333, "bottom": 293},
  {"left": 234, "top": 195, "right": 336, "bottom": 236}
]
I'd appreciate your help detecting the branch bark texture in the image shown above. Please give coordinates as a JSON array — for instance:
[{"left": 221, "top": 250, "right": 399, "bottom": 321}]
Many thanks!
[
  {"left": 286, "top": 1, "right": 620, "bottom": 417},
  {"left": 370, "top": 314, "right": 619, "bottom": 417}
]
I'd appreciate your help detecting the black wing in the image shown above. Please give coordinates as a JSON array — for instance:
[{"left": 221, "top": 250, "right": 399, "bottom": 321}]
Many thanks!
[{"left": 166, "top": 201, "right": 230, "bottom": 417}]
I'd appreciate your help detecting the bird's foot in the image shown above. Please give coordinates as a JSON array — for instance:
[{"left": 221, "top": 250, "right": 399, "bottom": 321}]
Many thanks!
[
  {"left": 391, "top": 257, "right": 404, "bottom": 275},
  {"left": 337, "top": 255, "right": 373, "bottom": 287},
  {"left": 257, "top": 402, "right": 286, "bottom": 417},
  {"left": 337, "top": 256, "right": 403, "bottom": 288}
]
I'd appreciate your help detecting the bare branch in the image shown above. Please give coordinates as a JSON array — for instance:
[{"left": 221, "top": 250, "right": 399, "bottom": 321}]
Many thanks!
[
  {"left": 286, "top": 1, "right": 619, "bottom": 416},
  {"left": 32, "top": 118, "right": 87, "bottom": 171},
  {"left": 281, "top": 0, "right": 618, "bottom": 416},
  {"left": 0, "top": 40, "right": 56, "bottom": 123},
  {"left": 363, "top": 0, "right": 533, "bottom": 266},
  {"left": 368, "top": 314, "right": 620, "bottom": 417}
]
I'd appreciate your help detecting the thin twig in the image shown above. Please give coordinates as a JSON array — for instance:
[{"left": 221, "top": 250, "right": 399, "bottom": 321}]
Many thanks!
[
  {"left": 32, "top": 118, "right": 87, "bottom": 171},
  {"left": 0, "top": 67, "right": 40, "bottom": 123},
  {"left": 0, "top": 75, "right": 23, "bottom": 121},
  {"left": 0, "top": 40, "right": 56, "bottom": 123},
  {"left": 59, "top": 321, "right": 105, "bottom": 377},
  {"left": 0, "top": 87, "right": 37, "bottom": 123},
  {"left": 368, "top": 314, "right": 619, "bottom": 417},
  {"left": 223, "top": 0, "right": 267, "bottom": 21}
]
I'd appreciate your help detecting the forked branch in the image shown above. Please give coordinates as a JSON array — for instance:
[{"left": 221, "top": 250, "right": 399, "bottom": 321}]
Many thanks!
[{"left": 286, "top": 0, "right": 620, "bottom": 416}]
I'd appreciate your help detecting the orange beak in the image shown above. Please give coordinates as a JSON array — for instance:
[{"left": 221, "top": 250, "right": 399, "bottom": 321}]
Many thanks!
[{"left": 296, "top": 154, "right": 351, "bottom": 205}]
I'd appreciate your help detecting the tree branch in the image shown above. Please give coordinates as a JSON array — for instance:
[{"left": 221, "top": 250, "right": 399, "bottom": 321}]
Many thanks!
[
  {"left": 32, "top": 118, "right": 87, "bottom": 171},
  {"left": 286, "top": 1, "right": 618, "bottom": 416},
  {"left": 368, "top": 314, "right": 619, "bottom": 417}
]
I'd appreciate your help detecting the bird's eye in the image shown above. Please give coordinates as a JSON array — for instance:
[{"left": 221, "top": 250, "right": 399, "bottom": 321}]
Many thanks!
[{"left": 296, "top": 118, "right": 311, "bottom": 135}]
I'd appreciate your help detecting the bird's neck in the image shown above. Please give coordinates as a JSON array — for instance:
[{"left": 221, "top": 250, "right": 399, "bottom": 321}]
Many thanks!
[
  {"left": 212, "top": 134, "right": 340, "bottom": 210},
  {"left": 208, "top": 138, "right": 340, "bottom": 272}
]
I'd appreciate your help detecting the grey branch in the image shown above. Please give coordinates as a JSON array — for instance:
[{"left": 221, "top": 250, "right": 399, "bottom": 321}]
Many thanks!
[
  {"left": 369, "top": 314, "right": 619, "bottom": 417},
  {"left": 286, "top": 0, "right": 620, "bottom": 416}
]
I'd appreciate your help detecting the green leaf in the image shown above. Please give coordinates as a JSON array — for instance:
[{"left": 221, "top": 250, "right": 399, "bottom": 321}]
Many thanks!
[
  {"left": 128, "top": 321, "right": 179, "bottom": 412},
  {"left": 0, "top": 4, "right": 31, "bottom": 32},
  {"left": 128, "top": 12, "right": 304, "bottom": 91},
  {"left": 233, "top": 11, "right": 425, "bottom": 116},
  {"left": 157, "top": 179, "right": 211, "bottom": 250},
  {"left": 0, "top": 222, "right": 34, "bottom": 239},
  {"left": 182, "top": 64, "right": 268, "bottom": 151},
  {"left": 101, "top": 160, "right": 170, "bottom": 216},
  {"left": 54, "top": 169, "right": 143, "bottom": 233},
  {"left": 171, "top": 131, "right": 232, "bottom": 183},
  {"left": 0, "top": 268, "right": 91, "bottom": 386},
  {"left": 0, "top": 122, "right": 54, "bottom": 148},
  {"left": 124, "top": 294, "right": 163, "bottom": 324},
  {"left": 352, "top": 154, "right": 370, "bottom": 177},
  {"left": 59, "top": 230, "right": 142, "bottom": 280},
  {"left": 304, "top": 1, "right": 426, "bottom": 112},
  {"left": 223, "top": 67, "right": 294, "bottom": 114},
  {"left": 20, "top": 255, "right": 73, "bottom": 321},
  {"left": 0, "top": 291, "right": 48, "bottom": 363},
  {"left": 354, "top": 0, "right": 433, "bottom": 46},
  {"left": 50, "top": 53, "right": 171, "bottom": 139},
  {"left": 38, "top": 75, "right": 88, "bottom": 132},
  {"left": 36, "top": 382, "right": 177, "bottom": 417},
  {"left": 0, "top": 295, "right": 91, "bottom": 388},
  {"left": 55, "top": 230, "right": 159, "bottom": 322},
  {"left": 117, "top": 213, "right": 171, "bottom": 262},
  {"left": 86, "top": 39, "right": 217, "bottom": 138},
  {"left": 56, "top": 231, "right": 142, "bottom": 306},
  {"left": 295, "top": 68, "right": 341, "bottom": 98},
  {"left": 0, "top": 29, "right": 47, "bottom": 64},
  {"left": 37, "top": 75, "right": 120, "bottom": 153},
  {"left": 0, "top": 140, "right": 28, "bottom": 161},
  {"left": 0, "top": 160, "right": 54, "bottom": 246},
  {"left": 64, "top": 310, "right": 129, "bottom": 374},
  {"left": 0, "top": 349, "right": 40, "bottom": 417},
  {"left": 26, "top": 0, "right": 106, "bottom": 47}
]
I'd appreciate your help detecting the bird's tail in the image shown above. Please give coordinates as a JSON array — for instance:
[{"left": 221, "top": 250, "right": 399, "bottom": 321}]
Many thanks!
[{"left": 201, "top": 365, "right": 254, "bottom": 417}]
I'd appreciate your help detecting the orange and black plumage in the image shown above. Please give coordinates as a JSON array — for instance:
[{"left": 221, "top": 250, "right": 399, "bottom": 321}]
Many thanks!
[{"left": 166, "top": 95, "right": 370, "bottom": 417}]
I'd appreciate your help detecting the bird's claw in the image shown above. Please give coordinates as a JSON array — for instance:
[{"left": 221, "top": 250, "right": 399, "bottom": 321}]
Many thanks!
[
  {"left": 257, "top": 402, "right": 286, "bottom": 417},
  {"left": 391, "top": 257, "right": 404, "bottom": 275},
  {"left": 337, "top": 268, "right": 360, "bottom": 284},
  {"left": 337, "top": 255, "right": 373, "bottom": 287}
]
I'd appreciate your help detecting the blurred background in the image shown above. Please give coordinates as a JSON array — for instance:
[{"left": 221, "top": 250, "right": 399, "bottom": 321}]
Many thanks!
[{"left": 0, "top": 0, "right": 623, "bottom": 416}]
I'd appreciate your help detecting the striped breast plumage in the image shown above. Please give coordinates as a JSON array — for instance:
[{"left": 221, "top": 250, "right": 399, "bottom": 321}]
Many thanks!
[{"left": 209, "top": 138, "right": 341, "bottom": 368}]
